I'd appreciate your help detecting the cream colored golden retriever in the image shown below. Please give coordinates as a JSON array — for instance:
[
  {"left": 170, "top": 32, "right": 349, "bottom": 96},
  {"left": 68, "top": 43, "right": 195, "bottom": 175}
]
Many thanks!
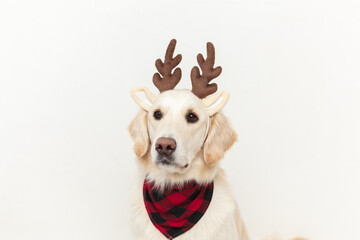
[
  {"left": 129, "top": 87, "right": 247, "bottom": 240},
  {"left": 128, "top": 39, "right": 306, "bottom": 240}
]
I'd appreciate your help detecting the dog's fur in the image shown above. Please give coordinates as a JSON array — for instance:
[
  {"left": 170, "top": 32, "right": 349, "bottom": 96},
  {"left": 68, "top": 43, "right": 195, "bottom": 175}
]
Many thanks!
[{"left": 129, "top": 89, "right": 306, "bottom": 240}]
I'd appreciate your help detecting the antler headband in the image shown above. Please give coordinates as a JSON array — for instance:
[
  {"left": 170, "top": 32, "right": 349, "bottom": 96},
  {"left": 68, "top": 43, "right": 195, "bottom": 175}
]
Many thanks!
[
  {"left": 130, "top": 39, "right": 229, "bottom": 116},
  {"left": 152, "top": 39, "right": 222, "bottom": 99}
]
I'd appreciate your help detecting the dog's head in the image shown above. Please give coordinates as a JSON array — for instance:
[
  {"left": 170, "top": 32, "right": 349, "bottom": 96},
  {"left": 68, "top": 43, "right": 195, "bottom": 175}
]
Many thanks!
[{"left": 128, "top": 40, "right": 237, "bottom": 183}]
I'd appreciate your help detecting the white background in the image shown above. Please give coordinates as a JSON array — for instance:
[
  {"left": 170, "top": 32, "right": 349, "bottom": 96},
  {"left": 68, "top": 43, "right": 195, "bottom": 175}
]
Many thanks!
[{"left": 1, "top": 0, "right": 359, "bottom": 239}]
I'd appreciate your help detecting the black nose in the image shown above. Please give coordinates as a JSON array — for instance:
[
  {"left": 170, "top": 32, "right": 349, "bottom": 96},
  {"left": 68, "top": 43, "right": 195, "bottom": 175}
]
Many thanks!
[{"left": 155, "top": 137, "right": 176, "bottom": 156}]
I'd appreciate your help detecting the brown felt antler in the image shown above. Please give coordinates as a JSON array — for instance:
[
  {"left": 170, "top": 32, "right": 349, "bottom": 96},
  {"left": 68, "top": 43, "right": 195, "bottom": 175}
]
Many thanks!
[
  {"left": 152, "top": 39, "right": 182, "bottom": 92},
  {"left": 191, "top": 42, "right": 222, "bottom": 99}
]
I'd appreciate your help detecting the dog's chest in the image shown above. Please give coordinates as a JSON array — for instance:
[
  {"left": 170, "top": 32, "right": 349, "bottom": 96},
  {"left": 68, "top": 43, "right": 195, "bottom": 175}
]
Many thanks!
[{"left": 130, "top": 173, "right": 238, "bottom": 240}]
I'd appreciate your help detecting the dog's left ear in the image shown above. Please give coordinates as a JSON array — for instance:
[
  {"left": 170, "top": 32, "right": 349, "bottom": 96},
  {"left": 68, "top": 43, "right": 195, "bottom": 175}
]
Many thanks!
[
  {"left": 128, "top": 109, "right": 150, "bottom": 158},
  {"left": 203, "top": 112, "right": 237, "bottom": 166}
]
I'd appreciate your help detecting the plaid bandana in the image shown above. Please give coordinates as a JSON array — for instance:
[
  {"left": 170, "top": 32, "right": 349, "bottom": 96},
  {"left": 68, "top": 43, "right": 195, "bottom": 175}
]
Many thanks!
[{"left": 143, "top": 178, "right": 214, "bottom": 239}]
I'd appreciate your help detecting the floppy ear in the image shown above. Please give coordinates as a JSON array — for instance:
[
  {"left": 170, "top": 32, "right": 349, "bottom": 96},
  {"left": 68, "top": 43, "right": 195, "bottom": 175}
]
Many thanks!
[
  {"left": 128, "top": 109, "right": 150, "bottom": 158},
  {"left": 203, "top": 112, "right": 237, "bottom": 165}
]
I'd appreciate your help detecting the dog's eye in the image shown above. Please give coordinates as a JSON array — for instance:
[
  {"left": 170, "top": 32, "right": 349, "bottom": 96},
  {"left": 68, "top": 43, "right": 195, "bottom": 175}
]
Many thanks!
[
  {"left": 186, "top": 112, "right": 198, "bottom": 123},
  {"left": 153, "top": 110, "right": 162, "bottom": 120}
]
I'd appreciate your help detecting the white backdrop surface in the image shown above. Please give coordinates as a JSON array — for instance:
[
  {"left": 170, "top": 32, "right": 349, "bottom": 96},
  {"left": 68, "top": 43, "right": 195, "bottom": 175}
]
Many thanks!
[{"left": 1, "top": 0, "right": 359, "bottom": 240}]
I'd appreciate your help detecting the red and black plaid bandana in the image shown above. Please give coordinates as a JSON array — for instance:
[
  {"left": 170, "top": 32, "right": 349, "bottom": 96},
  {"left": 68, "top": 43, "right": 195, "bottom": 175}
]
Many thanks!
[{"left": 143, "top": 178, "right": 214, "bottom": 239}]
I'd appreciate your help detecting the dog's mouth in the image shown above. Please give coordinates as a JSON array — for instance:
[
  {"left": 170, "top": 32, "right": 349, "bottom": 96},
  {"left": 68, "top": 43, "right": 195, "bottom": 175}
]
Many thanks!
[
  {"left": 156, "top": 154, "right": 176, "bottom": 166},
  {"left": 158, "top": 158, "right": 173, "bottom": 165},
  {"left": 156, "top": 154, "right": 189, "bottom": 169}
]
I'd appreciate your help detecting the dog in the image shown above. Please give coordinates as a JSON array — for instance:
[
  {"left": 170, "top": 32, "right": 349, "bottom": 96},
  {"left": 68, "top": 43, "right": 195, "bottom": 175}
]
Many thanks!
[{"left": 128, "top": 39, "right": 306, "bottom": 240}]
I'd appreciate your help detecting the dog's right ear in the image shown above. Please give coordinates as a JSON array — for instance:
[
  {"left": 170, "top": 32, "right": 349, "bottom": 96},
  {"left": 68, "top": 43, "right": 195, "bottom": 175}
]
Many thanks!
[
  {"left": 130, "top": 87, "right": 157, "bottom": 111},
  {"left": 128, "top": 109, "right": 150, "bottom": 158}
]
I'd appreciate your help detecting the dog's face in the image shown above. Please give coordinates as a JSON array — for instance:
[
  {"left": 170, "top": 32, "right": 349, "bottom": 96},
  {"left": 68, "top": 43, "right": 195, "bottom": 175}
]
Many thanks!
[
  {"left": 147, "top": 90, "right": 209, "bottom": 173},
  {"left": 129, "top": 87, "right": 237, "bottom": 181}
]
